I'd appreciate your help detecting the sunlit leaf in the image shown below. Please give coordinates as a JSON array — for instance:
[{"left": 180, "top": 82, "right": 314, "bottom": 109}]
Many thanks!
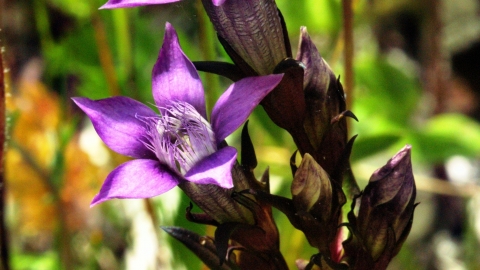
[
  {"left": 277, "top": 0, "right": 341, "bottom": 36},
  {"left": 351, "top": 133, "right": 401, "bottom": 162},
  {"left": 47, "top": 0, "right": 98, "bottom": 19},
  {"left": 355, "top": 54, "right": 421, "bottom": 127},
  {"left": 408, "top": 113, "right": 480, "bottom": 163}
]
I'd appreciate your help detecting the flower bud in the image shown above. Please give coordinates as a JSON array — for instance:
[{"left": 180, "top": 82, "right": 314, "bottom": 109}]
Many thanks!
[
  {"left": 296, "top": 27, "right": 350, "bottom": 175},
  {"left": 289, "top": 154, "right": 345, "bottom": 260},
  {"left": 201, "top": 0, "right": 290, "bottom": 75},
  {"left": 347, "top": 145, "right": 416, "bottom": 269},
  {"left": 291, "top": 153, "right": 332, "bottom": 217}
]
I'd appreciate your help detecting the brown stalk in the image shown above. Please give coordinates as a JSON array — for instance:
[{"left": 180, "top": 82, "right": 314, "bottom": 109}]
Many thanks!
[
  {"left": 92, "top": 13, "right": 121, "bottom": 97},
  {"left": 0, "top": 38, "right": 10, "bottom": 270},
  {"left": 342, "top": 0, "right": 354, "bottom": 134},
  {"left": 422, "top": 0, "right": 448, "bottom": 115}
]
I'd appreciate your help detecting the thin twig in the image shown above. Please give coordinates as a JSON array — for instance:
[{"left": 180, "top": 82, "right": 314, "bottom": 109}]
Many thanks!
[
  {"left": 423, "top": 0, "right": 448, "bottom": 115},
  {"left": 92, "top": 13, "right": 121, "bottom": 97},
  {"left": 0, "top": 38, "right": 10, "bottom": 270},
  {"left": 9, "top": 140, "right": 52, "bottom": 188},
  {"left": 195, "top": 0, "right": 220, "bottom": 116},
  {"left": 342, "top": 0, "right": 354, "bottom": 134}
]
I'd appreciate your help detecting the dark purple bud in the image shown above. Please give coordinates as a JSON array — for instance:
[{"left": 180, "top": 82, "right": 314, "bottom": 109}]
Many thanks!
[
  {"left": 348, "top": 145, "right": 417, "bottom": 269},
  {"left": 201, "top": 0, "right": 291, "bottom": 75},
  {"left": 296, "top": 27, "right": 350, "bottom": 176}
]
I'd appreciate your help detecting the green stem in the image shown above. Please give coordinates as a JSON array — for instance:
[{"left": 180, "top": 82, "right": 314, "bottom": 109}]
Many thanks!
[
  {"left": 195, "top": 0, "right": 220, "bottom": 116},
  {"left": 33, "top": 0, "right": 54, "bottom": 52},
  {"left": 92, "top": 12, "right": 121, "bottom": 97},
  {"left": 9, "top": 141, "right": 51, "bottom": 189},
  {"left": 423, "top": 0, "right": 447, "bottom": 115},
  {"left": 112, "top": 8, "right": 134, "bottom": 98}
]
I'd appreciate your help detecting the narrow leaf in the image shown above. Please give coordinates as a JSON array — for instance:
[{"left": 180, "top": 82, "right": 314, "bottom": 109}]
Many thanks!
[{"left": 162, "top": 226, "right": 237, "bottom": 270}]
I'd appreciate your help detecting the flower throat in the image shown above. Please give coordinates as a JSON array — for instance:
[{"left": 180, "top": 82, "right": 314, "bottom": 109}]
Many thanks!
[{"left": 144, "top": 101, "right": 216, "bottom": 175}]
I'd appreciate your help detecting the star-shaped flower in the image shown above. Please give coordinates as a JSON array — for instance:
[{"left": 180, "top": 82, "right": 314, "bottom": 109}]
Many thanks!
[{"left": 73, "top": 23, "right": 282, "bottom": 206}]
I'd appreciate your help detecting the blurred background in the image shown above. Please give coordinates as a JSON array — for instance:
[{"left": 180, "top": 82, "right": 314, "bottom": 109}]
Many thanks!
[{"left": 1, "top": 0, "right": 480, "bottom": 269}]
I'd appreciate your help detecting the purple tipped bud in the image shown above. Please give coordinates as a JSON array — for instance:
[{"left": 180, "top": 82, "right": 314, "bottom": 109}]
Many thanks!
[
  {"left": 349, "top": 145, "right": 416, "bottom": 269},
  {"left": 296, "top": 27, "right": 348, "bottom": 175}
]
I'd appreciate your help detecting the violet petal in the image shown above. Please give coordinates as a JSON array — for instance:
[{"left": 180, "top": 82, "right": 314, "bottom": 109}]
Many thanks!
[
  {"left": 212, "top": 0, "right": 226, "bottom": 6},
  {"left": 211, "top": 74, "right": 283, "bottom": 143},
  {"left": 72, "top": 97, "right": 156, "bottom": 159},
  {"left": 184, "top": 146, "right": 237, "bottom": 189},
  {"left": 100, "top": 0, "right": 179, "bottom": 9},
  {"left": 152, "top": 23, "right": 206, "bottom": 118},
  {"left": 91, "top": 159, "right": 181, "bottom": 206}
]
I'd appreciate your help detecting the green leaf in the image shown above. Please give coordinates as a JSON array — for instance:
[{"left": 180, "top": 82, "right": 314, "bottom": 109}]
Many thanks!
[
  {"left": 351, "top": 133, "right": 401, "bottom": 162},
  {"left": 12, "top": 251, "right": 59, "bottom": 270},
  {"left": 355, "top": 55, "right": 421, "bottom": 127},
  {"left": 409, "top": 114, "right": 480, "bottom": 163},
  {"left": 277, "top": 0, "right": 341, "bottom": 36}
]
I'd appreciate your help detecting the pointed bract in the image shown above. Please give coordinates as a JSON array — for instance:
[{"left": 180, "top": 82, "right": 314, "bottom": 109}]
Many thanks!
[
  {"left": 296, "top": 27, "right": 335, "bottom": 101},
  {"left": 161, "top": 226, "right": 236, "bottom": 270}
]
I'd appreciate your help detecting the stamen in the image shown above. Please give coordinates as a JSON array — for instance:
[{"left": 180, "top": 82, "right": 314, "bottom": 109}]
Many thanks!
[{"left": 138, "top": 102, "right": 217, "bottom": 175}]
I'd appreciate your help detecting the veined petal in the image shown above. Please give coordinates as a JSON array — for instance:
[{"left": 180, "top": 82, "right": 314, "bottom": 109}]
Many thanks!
[
  {"left": 184, "top": 146, "right": 237, "bottom": 189},
  {"left": 152, "top": 23, "right": 206, "bottom": 118},
  {"left": 73, "top": 97, "right": 156, "bottom": 159},
  {"left": 91, "top": 159, "right": 181, "bottom": 206},
  {"left": 211, "top": 74, "right": 283, "bottom": 143},
  {"left": 202, "top": 0, "right": 289, "bottom": 75},
  {"left": 100, "top": 0, "right": 180, "bottom": 9},
  {"left": 212, "top": 0, "right": 226, "bottom": 6}
]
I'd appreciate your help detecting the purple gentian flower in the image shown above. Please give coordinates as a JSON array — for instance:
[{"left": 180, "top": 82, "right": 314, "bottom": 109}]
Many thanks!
[
  {"left": 73, "top": 23, "right": 283, "bottom": 206},
  {"left": 101, "top": 0, "right": 226, "bottom": 9}
]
